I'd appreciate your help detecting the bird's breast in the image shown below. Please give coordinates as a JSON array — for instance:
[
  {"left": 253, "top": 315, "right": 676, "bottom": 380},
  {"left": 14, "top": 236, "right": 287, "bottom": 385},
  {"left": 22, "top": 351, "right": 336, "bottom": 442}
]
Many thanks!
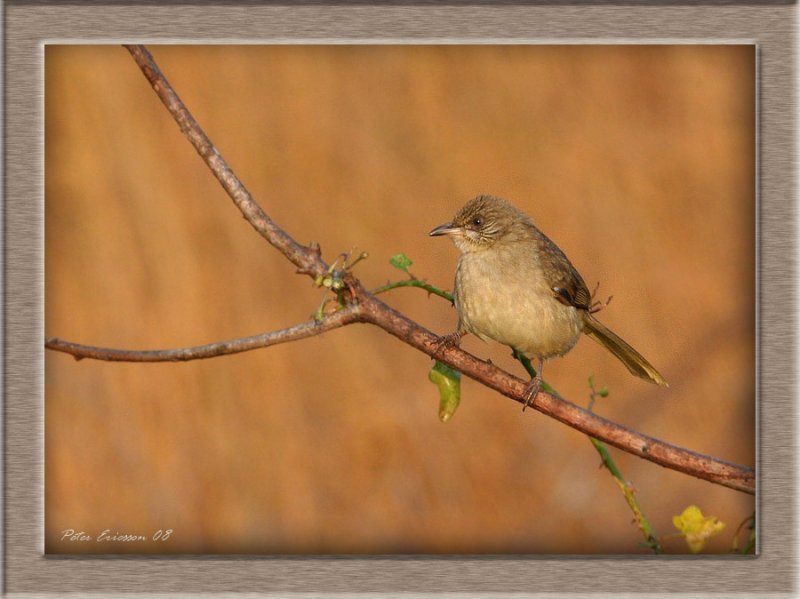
[{"left": 454, "top": 244, "right": 582, "bottom": 359}]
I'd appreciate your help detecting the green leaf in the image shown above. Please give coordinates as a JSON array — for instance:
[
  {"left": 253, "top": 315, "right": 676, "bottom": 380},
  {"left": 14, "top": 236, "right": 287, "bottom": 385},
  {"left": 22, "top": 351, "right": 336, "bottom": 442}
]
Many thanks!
[
  {"left": 389, "top": 253, "right": 413, "bottom": 272},
  {"left": 428, "top": 360, "right": 461, "bottom": 422}
]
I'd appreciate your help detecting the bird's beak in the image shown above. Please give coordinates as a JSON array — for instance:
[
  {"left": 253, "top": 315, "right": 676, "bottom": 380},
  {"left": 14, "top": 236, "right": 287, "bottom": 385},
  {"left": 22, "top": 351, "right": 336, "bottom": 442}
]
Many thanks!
[{"left": 429, "top": 222, "right": 460, "bottom": 237}]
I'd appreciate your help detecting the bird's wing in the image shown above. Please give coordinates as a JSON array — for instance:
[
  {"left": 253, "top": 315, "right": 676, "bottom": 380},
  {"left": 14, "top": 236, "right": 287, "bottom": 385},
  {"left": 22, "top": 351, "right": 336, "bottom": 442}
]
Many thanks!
[{"left": 535, "top": 233, "right": 592, "bottom": 310}]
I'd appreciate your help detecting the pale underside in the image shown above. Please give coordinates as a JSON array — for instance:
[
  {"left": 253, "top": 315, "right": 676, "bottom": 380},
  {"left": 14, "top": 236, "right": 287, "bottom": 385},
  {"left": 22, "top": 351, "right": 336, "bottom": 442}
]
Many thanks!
[{"left": 454, "top": 242, "right": 583, "bottom": 359}]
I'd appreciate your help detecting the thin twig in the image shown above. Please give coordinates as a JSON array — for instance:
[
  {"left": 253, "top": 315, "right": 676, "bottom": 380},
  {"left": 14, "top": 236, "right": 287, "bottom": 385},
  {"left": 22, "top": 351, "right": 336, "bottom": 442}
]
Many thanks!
[
  {"left": 589, "top": 438, "right": 662, "bottom": 553},
  {"left": 731, "top": 512, "right": 756, "bottom": 554},
  {"left": 45, "top": 306, "right": 362, "bottom": 362},
  {"left": 519, "top": 352, "right": 662, "bottom": 550},
  {"left": 586, "top": 381, "right": 662, "bottom": 553},
  {"left": 372, "top": 279, "right": 454, "bottom": 303}
]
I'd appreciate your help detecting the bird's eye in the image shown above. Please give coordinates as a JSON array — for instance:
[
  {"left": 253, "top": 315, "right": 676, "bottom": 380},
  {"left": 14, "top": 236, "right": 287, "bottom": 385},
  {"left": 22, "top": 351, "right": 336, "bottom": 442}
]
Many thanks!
[{"left": 471, "top": 217, "right": 483, "bottom": 227}]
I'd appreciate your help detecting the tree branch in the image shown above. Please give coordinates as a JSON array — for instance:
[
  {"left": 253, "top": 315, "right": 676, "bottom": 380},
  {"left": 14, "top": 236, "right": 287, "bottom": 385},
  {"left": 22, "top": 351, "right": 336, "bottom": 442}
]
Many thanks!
[
  {"left": 45, "top": 306, "right": 362, "bottom": 362},
  {"left": 45, "top": 44, "right": 755, "bottom": 497},
  {"left": 355, "top": 293, "right": 754, "bottom": 495},
  {"left": 123, "top": 44, "right": 329, "bottom": 281}
]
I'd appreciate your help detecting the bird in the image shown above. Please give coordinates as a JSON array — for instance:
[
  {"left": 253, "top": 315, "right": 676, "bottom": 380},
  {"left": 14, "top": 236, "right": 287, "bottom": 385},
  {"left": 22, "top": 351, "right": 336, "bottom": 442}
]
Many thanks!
[{"left": 429, "top": 194, "right": 667, "bottom": 409}]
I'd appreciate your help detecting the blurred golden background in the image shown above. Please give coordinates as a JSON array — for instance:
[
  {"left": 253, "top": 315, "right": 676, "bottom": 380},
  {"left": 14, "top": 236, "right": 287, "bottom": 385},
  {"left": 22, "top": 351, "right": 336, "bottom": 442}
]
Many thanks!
[{"left": 45, "top": 45, "right": 755, "bottom": 554}]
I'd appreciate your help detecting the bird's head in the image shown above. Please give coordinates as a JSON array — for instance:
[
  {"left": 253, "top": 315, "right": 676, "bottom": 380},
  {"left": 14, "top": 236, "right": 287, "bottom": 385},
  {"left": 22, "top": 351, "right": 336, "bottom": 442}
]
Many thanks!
[{"left": 429, "top": 195, "right": 533, "bottom": 253}]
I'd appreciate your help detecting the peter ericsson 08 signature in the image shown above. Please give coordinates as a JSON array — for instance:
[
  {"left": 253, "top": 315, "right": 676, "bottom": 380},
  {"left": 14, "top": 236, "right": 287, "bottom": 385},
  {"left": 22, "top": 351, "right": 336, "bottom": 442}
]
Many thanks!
[{"left": 60, "top": 528, "right": 173, "bottom": 543}]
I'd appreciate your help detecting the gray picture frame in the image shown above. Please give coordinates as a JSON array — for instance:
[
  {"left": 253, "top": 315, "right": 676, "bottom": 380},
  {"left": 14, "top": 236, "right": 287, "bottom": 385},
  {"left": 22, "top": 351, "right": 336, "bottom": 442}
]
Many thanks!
[{"left": 8, "top": 2, "right": 792, "bottom": 596}]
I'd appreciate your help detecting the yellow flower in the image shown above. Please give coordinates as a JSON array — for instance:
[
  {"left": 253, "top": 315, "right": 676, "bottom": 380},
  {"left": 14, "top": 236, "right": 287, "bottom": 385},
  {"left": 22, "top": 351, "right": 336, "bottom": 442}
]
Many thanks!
[{"left": 672, "top": 505, "right": 725, "bottom": 553}]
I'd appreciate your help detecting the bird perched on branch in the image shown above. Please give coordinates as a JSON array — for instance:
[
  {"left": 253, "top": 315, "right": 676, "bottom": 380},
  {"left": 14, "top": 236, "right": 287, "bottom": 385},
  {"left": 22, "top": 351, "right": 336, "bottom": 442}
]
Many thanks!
[{"left": 429, "top": 194, "right": 667, "bottom": 408}]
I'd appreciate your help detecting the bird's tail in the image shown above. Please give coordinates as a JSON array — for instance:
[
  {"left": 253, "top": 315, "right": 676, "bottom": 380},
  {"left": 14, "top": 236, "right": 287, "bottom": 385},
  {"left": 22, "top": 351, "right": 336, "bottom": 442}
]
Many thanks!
[{"left": 582, "top": 313, "right": 668, "bottom": 387}]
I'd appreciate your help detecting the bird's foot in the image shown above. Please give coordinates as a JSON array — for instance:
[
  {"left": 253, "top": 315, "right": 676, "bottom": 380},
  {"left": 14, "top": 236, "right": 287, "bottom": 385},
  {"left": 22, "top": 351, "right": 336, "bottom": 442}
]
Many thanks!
[
  {"left": 434, "top": 331, "right": 465, "bottom": 356},
  {"left": 588, "top": 281, "right": 614, "bottom": 314},
  {"left": 522, "top": 376, "right": 543, "bottom": 412}
]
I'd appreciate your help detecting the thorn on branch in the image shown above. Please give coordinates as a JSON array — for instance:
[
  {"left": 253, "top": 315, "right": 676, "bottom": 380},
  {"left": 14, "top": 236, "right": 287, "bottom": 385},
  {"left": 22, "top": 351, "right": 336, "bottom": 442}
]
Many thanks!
[{"left": 295, "top": 241, "right": 324, "bottom": 276}]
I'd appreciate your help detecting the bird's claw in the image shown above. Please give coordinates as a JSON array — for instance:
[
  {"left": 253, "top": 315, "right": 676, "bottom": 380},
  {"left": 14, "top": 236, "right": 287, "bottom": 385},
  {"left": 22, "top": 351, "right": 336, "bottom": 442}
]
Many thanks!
[
  {"left": 434, "top": 331, "right": 464, "bottom": 356},
  {"left": 588, "top": 281, "right": 613, "bottom": 314},
  {"left": 522, "top": 376, "right": 542, "bottom": 412}
]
